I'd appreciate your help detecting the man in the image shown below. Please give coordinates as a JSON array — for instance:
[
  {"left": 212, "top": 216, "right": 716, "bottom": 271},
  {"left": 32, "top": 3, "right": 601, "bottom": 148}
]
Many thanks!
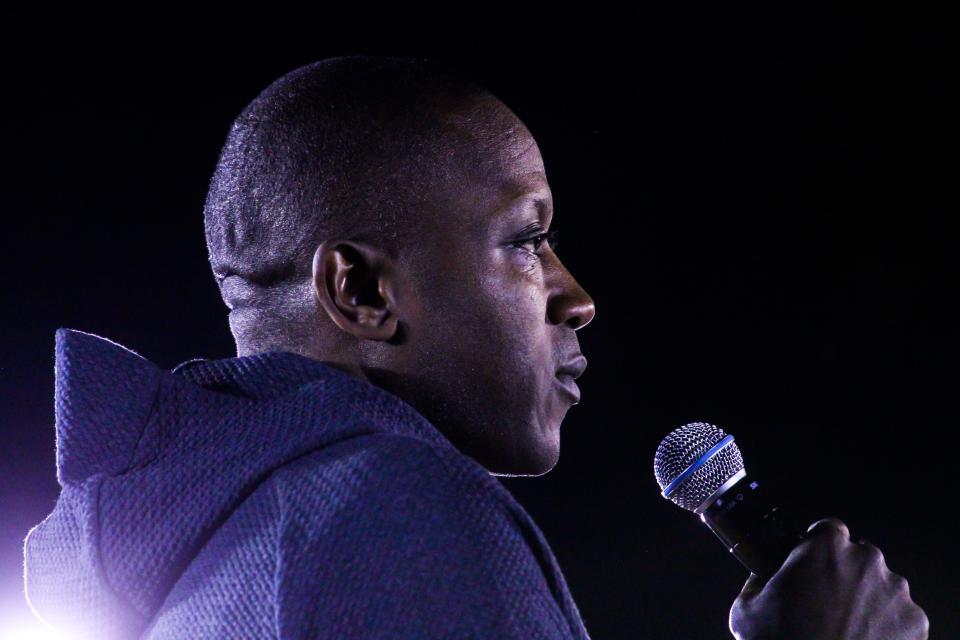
[{"left": 24, "top": 56, "right": 927, "bottom": 638}]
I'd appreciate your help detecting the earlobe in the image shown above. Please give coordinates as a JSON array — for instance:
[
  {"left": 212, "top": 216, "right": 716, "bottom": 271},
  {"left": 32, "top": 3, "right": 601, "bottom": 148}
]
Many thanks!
[{"left": 311, "top": 241, "right": 400, "bottom": 342}]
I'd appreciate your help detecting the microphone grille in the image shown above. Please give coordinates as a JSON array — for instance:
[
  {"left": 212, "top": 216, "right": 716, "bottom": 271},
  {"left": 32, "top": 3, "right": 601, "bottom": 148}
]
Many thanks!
[{"left": 654, "top": 421, "right": 745, "bottom": 512}]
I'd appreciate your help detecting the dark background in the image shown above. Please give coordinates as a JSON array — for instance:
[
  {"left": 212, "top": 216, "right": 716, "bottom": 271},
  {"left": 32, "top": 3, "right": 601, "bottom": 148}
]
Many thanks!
[{"left": 2, "top": 6, "right": 957, "bottom": 638}]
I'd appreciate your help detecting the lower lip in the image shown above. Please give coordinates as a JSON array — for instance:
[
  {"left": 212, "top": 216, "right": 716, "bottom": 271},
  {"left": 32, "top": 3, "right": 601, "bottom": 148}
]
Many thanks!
[{"left": 555, "top": 374, "right": 581, "bottom": 404}]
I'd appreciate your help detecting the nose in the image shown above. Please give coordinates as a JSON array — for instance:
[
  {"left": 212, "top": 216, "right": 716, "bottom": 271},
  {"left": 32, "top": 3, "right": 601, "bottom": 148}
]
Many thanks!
[{"left": 548, "top": 273, "right": 596, "bottom": 330}]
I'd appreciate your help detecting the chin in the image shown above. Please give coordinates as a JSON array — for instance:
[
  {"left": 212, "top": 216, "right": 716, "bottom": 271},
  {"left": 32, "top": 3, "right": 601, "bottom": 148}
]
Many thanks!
[{"left": 491, "top": 441, "right": 560, "bottom": 478}]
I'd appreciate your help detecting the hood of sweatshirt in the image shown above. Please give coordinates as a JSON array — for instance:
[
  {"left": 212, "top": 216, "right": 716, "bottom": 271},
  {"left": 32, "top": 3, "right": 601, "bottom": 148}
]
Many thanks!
[{"left": 23, "top": 327, "right": 462, "bottom": 638}]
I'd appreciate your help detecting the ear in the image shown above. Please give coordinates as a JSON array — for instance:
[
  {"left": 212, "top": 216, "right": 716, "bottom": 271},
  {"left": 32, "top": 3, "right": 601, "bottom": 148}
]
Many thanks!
[{"left": 311, "top": 240, "right": 401, "bottom": 342}]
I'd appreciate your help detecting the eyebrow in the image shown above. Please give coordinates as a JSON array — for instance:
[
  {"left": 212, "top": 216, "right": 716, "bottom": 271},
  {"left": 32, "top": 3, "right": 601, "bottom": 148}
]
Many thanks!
[
  {"left": 532, "top": 198, "right": 551, "bottom": 221},
  {"left": 502, "top": 193, "right": 552, "bottom": 222}
]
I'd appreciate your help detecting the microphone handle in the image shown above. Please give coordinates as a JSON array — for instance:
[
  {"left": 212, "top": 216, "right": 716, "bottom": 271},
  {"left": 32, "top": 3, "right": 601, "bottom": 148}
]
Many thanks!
[{"left": 699, "top": 474, "right": 806, "bottom": 580}]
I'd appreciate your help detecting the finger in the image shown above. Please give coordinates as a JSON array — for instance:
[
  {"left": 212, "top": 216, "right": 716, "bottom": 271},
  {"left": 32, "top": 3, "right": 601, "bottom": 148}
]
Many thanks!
[{"left": 806, "top": 517, "right": 851, "bottom": 540}]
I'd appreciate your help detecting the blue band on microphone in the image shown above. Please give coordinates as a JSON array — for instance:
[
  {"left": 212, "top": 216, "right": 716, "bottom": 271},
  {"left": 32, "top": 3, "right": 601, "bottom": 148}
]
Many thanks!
[{"left": 663, "top": 434, "right": 734, "bottom": 498}]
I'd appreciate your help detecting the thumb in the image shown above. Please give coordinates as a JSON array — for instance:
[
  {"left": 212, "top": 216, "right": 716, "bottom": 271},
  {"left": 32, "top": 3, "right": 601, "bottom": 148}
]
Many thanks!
[
  {"left": 737, "top": 572, "right": 766, "bottom": 601},
  {"left": 806, "top": 517, "right": 850, "bottom": 539}
]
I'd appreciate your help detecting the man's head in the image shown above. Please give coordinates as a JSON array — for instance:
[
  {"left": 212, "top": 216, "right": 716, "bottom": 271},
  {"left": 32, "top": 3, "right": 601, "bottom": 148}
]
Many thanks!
[{"left": 205, "top": 56, "right": 595, "bottom": 476}]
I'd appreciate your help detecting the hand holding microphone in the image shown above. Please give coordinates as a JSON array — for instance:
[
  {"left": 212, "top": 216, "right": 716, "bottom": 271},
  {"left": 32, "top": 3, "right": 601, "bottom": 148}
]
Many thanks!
[
  {"left": 729, "top": 517, "right": 929, "bottom": 639},
  {"left": 654, "top": 422, "right": 929, "bottom": 639}
]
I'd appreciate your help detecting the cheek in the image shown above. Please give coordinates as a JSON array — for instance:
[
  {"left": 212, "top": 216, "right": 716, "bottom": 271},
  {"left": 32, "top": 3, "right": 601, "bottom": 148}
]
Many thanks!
[
  {"left": 503, "top": 248, "right": 547, "bottom": 283},
  {"left": 482, "top": 249, "right": 547, "bottom": 305},
  {"left": 479, "top": 285, "right": 548, "bottom": 361},
  {"left": 417, "top": 246, "right": 549, "bottom": 367}
]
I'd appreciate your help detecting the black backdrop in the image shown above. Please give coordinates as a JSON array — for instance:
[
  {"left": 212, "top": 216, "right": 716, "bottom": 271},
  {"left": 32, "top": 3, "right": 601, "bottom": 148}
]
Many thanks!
[{"left": 2, "top": 7, "right": 957, "bottom": 638}]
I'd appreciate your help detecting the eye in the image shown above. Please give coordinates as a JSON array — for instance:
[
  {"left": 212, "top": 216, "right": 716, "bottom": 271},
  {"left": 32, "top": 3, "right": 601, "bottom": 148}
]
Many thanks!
[{"left": 513, "top": 229, "right": 560, "bottom": 256}]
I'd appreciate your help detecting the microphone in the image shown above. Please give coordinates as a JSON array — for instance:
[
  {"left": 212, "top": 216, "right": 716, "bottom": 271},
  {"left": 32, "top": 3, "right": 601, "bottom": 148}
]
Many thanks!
[{"left": 653, "top": 421, "right": 806, "bottom": 580}]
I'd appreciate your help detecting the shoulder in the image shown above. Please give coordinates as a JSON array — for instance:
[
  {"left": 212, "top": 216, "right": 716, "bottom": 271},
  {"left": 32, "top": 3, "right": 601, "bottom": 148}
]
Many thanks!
[
  {"left": 265, "top": 434, "right": 578, "bottom": 638},
  {"left": 267, "top": 433, "right": 511, "bottom": 537}
]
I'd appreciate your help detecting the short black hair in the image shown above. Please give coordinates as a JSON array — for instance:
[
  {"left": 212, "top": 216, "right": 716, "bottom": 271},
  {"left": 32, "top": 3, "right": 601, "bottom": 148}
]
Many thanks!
[{"left": 204, "top": 55, "right": 491, "bottom": 355}]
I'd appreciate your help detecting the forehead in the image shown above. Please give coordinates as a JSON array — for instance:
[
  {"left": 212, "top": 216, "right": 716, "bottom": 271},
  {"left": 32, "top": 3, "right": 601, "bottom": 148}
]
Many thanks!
[
  {"left": 426, "top": 95, "right": 552, "bottom": 229},
  {"left": 484, "top": 131, "right": 552, "bottom": 225},
  {"left": 452, "top": 147, "right": 551, "bottom": 231},
  {"left": 495, "top": 170, "right": 552, "bottom": 220}
]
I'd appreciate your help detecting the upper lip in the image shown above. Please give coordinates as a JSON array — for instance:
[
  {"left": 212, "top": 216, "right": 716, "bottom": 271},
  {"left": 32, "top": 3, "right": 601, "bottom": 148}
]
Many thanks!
[{"left": 556, "top": 355, "right": 588, "bottom": 380}]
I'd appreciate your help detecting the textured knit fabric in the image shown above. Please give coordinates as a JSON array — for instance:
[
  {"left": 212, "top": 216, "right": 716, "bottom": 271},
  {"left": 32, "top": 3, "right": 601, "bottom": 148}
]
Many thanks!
[{"left": 23, "top": 328, "right": 592, "bottom": 639}]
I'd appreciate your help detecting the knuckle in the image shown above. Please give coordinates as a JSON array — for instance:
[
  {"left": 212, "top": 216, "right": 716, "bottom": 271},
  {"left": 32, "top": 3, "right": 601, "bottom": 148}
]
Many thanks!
[
  {"left": 807, "top": 518, "right": 849, "bottom": 533},
  {"left": 890, "top": 572, "right": 908, "bottom": 593},
  {"left": 909, "top": 603, "right": 930, "bottom": 639},
  {"left": 806, "top": 517, "right": 850, "bottom": 539},
  {"left": 861, "top": 542, "right": 884, "bottom": 566}
]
